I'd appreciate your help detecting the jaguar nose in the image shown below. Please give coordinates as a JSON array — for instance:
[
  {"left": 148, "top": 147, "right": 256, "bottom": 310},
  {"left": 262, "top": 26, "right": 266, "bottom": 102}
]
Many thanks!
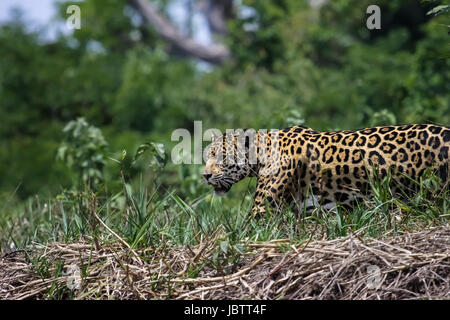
[{"left": 203, "top": 173, "right": 212, "bottom": 181}]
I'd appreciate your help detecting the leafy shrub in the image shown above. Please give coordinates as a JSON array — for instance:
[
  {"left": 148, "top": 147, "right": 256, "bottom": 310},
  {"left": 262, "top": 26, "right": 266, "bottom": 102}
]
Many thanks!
[{"left": 57, "top": 118, "right": 107, "bottom": 189}]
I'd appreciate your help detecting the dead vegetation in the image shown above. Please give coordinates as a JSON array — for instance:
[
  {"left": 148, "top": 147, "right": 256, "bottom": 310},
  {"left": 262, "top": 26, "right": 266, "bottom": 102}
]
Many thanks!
[{"left": 1, "top": 226, "right": 449, "bottom": 300}]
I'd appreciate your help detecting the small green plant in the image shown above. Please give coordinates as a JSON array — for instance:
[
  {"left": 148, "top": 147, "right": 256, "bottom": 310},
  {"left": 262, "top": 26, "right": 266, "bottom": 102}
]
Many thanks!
[
  {"left": 57, "top": 118, "right": 108, "bottom": 190},
  {"left": 369, "top": 109, "right": 397, "bottom": 126}
]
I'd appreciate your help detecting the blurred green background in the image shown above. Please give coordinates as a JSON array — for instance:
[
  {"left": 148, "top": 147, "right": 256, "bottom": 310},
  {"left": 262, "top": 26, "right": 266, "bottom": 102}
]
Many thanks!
[{"left": 0, "top": 0, "right": 448, "bottom": 202}]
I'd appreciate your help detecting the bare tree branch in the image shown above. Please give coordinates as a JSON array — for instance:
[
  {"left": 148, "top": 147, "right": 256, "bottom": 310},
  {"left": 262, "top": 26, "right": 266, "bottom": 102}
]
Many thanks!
[
  {"left": 129, "top": 0, "right": 230, "bottom": 65},
  {"left": 199, "top": 0, "right": 234, "bottom": 35}
]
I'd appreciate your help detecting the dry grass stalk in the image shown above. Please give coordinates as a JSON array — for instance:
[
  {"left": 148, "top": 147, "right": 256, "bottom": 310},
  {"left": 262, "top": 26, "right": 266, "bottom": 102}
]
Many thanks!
[{"left": 1, "top": 226, "right": 449, "bottom": 300}]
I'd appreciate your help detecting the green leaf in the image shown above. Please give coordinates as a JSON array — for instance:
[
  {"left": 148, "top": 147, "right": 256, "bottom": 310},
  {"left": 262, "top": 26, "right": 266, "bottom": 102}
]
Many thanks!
[
  {"left": 234, "top": 244, "right": 245, "bottom": 254},
  {"left": 133, "top": 142, "right": 166, "bottom": 168},
  {"left": 427, "top": 5, "right": 450, "bottom": 16},
  {"left": 219, "top": 240, "right": 229, "bottom": 254},
  {"left": 121, "top": 150, "right": 127, "bottom": 161}
]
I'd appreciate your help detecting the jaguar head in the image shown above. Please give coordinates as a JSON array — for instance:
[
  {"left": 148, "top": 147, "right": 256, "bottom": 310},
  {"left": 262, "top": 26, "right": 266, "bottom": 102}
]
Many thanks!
[{"left": 203, "top": 131, "right": 256, "bottom": 195}]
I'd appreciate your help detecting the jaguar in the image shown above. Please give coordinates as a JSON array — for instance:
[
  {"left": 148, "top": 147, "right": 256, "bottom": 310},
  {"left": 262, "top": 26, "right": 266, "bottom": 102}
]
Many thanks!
[{"left": 203, "top": 124, "right": 449, "bottom": 216}]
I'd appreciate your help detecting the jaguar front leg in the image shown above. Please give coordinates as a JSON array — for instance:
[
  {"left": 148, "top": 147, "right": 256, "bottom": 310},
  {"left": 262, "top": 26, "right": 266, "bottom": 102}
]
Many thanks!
[
  {"left": 251, "top": 164, "right": 294, "bottom": 217},
  {"left": 251, "top": 177, "right": 274, "bottom": 217}
]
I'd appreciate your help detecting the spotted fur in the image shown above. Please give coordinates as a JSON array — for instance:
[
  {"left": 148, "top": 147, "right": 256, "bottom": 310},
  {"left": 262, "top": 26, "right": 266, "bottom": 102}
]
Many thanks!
[{"left": 203, "top": 124, "right": 450, "bottom": 216}]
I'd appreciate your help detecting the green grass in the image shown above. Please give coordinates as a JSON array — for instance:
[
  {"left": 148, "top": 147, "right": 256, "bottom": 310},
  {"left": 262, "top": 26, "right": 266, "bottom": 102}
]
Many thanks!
[
  {"left": 0, "top": 169, "right": 448, "bottom": 300},
  {"left": 1, "top": 169, "right": 448, "bottom": 257}
]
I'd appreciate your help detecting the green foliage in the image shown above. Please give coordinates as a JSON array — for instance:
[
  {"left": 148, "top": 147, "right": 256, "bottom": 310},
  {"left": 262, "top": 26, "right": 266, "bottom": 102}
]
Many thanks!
[
  {"left": 228, "top": 0, "right": 305, "bottom": 69},
  {"left": 369, "top": 109, "right": 397, "bottom": 126},
  {"left": 133, "top": 142, "right": 166, "bottom": 169},
  {"left": 113, "top": 46, "right": 195, "bottom": 132},
  {"left": 57, "top": 0, "right": 153, "bottom": 52},
  {"left": 1, "top": 0, "right": 448, "bottom": 198},
  {"left": 1, "top": 164, "right": 448, "bottom": 252},
  {"left": 424, "top": 0, "right": 450, "bottom": 18},
  {"left": 427, "top": 5, "right": 450, "bottom": 16},
  {"left": 57, "top": 118, "right": 108, "bottom": 189}
]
